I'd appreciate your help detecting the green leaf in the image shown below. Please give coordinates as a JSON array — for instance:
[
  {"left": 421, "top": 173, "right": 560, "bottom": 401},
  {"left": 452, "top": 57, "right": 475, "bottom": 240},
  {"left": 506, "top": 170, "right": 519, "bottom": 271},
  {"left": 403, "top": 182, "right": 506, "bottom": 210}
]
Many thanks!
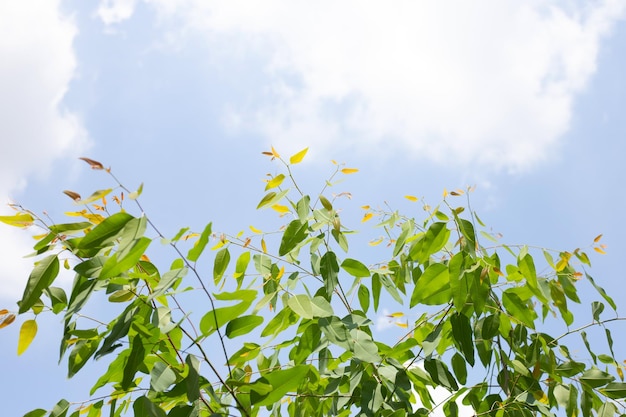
[
  {"left": 68, "top": 339, "right": 99, "bottom": 378},
  {"left": 257, "top": 189, "right": 289, "bottom": 209},
  {"left": 424, "top": 358, "right": 459, "bottom": 391},
  {"left": 23, "top": 410, "right": 47, "bottom": 417},
  {"left": 319, "top": 316, "right": 351, "bottom": 350},
  {"left": 288, "top": 295, "right": 333, "bottom": 319},
  {"left": 456, "top": 218, "right": 476, "bottom": 257},
  {"left": 80, "top": 188, "right": 112, "bottom": 204},
  {"left": 502, "top": 290, "right": 536, "bottom": 329},
  {"left": 45, "top": 286, "right": 68, "bottom": 314},
  {"left": 151, "top": 267, "right": 187, "bottom": 299},
  {"left": 187, "top": 222, "right": 212, "bottom": 262},
  {"left": 412, "top": 263, "right": 450, "bottom": 305},
  {"left": 96, "top": 304, "right": 139, "bottom": 358},
  {"left": 121, "top": 336, "right": 146, "bottom": 389},
  {"left": 451, "top": 353, "right": 467, "bottom": 385},
  {"left": 213, "top": 248, "right": 230, "bottom": 285},
  {"left": 341, "top": 258, "right": 370, "bottom": 278},
  {"left": 77, "top": 212, "right": 133, "bottom": 249},
  {"left": 49, "top": 399, "right": 70, "bottom": 417},
  {"left": 251, "top": 365, "right": 310, "bottom": 406},
  {"left": 48, "top": 222, "right": 92, "bottom": 234},
  {"left": 279, "top": 220, "right": 308, "bottom": 256},
  {"left": 185, "top": 354, "right": 200, "bottom": 402},
  {"left": 450, "top": 313, "right": 474, "bottom": 366},
  {"left": 592, "top": 301, "right": 604, "bottom": 321},
  {"left": 19, "top": 254, "right": 59, "bottom": 314},
  {"left": 580, "top": 368, "right": 614, "bottom": 388},
  {"left": 200, "top": 300, "right": 252, "bottom": 336},
  {"left": 586, "top": 273, "right": 617, "bottom": 310},
  {"left": 372, "top": 273, "right": 381, "bottom": 312},
  {"left": 132, "top": 396, "right": 166, "bottom": 417},
  {"left": 358, "top": 285, "right": 370, "bottom": 313},
  {"left": 150, "top": 361, "right": 177, "bottom": 392},
  {"left": 17, "top": 319, "right": 37, "bottom": 356},
  {"left": 409, "top": 222, "right": 450, "bottom": 263},
  {"left": 261, "top": 306, "right": 298, "bottom": 338},
  {"left": 350, "top": 329, "right": 381, "bottom": 362},
  {"left": 226, "top": 315, "right": 264, "bottom": 338},
  {"left": 601, "top": 382, "right": 626, "bottom": 399},
  {"left": 99, "top": 236, "right": 151, "bottom": 279},
  {"left": 320, "top": 251, "right": 339, "bottom": 297}
]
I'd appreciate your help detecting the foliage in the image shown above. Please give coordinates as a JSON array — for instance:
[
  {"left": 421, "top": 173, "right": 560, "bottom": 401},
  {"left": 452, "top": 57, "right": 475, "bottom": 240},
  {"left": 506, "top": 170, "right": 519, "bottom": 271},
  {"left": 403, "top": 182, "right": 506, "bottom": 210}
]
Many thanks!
[{"left": 1, "top": 148, "right": 625, "bottom": 417}]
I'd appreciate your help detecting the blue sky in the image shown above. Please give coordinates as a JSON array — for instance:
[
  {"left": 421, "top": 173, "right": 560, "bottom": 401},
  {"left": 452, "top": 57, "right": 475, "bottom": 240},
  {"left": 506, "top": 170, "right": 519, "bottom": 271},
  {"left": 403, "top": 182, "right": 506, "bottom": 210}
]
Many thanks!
[{"left": 1, "top": 1, "right": 626, "bottom": 415}]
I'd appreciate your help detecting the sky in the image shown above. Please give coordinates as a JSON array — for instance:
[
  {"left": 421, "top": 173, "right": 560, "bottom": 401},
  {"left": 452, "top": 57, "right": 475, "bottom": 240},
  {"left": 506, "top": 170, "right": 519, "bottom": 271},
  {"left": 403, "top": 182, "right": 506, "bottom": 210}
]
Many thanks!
[{"left": 1, "top": 0, "right": 626, "bottom": 415}]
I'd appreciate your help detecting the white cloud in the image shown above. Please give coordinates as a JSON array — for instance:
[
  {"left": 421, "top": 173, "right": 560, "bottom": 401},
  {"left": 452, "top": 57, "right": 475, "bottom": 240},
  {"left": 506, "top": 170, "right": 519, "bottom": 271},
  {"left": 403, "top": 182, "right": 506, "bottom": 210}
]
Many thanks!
[
  {"left": 97, "top": 0, "right": 138, "bottom": 25},
  {"left": 0, "top": 1, "right": 88, "bottom": 303},
  {"left": 98, "top": 0, "right": 625, "bottom": 173}
]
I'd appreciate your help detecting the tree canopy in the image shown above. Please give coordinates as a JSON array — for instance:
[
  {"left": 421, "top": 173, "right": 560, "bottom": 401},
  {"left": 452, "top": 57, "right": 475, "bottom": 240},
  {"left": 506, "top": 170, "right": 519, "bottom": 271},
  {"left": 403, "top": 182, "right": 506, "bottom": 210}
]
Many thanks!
[{"left": 1, "top": 149, "right": 625, "bottom": 417}]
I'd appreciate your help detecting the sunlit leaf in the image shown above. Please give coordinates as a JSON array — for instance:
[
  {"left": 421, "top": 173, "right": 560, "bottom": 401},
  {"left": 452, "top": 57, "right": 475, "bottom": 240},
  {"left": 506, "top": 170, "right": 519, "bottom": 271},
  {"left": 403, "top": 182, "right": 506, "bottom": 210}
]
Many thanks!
[
  {"left": 271, "top": 204, "right": 290, "bottom": 214},
  {"left": 594, "top": 247, "right": 607, "bottom": 255},
  {"left": 0, "top": 213, "right": 35, "bottom": 227},
  {"left": 362, "top": 212, "right": 373, "bottom": 223},
  {"left": 17, "top": 319, "right": 37, "bottom": 356},
  {"left": 19, "top": 254, "right": 59, "bottom": 314},
  {"left": 80, "top": 189, "right": 112, "bottom": 205},
  {"left": 289, "top": 147, "right": 308, "bottom": 164},
  {"left": 187, "top": 222, "right": 212, "bottom": 262},
  {"left": 341, "top": 168, "right": 358, "bottom": 174},
  {"left": 128, "top": 182, "right": 143, "bottom": 200},
  {"left": 341, "top": 258, "right": 370, "bottom": 278},
  {"left": 404, "top": 195, "right": 418, "bottom": 202},
  {"left": 265, "top": 174, "right": 285, "bottom": 190},
  {"left": 369, "top": 237, "right": 384, "bottom": 246},
  {"left": 271, "top": 146, "right": 281, "bottom": 158}
]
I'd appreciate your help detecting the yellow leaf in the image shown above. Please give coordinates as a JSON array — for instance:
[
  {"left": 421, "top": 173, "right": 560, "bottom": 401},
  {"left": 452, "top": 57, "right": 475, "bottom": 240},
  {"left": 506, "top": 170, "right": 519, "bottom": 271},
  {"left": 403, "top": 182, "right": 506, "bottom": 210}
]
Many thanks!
[
  {"left": 395, "top": 322, "right": 408, "bottom": 328},
  {"left": 388, "top": 312, "right": 404, "bottom": 318},
  {"left": 265, "top": 174, "right": 285, "bottom": 190},
  {"left": 276, "top": 266, "right": 285, "bottom": 280},
  {"left": 0, "top": 313, "right": 16, "bottom": 329},
  {"left": 211, "top": 240, "right": 226, "bottom": 250},
  {"left": 362, "top": 213, "right": 373, "bottom": 223},
  {"left": 404, "top": 195, "right": 418, "bottom": 202},
  {"left": 0, "top": 213, "right": 34, "bottom": 228},
  {"left": 17, "top": 319, "right": 37, "bottom": 356},
  {"left": 341, "top": 168, "right": 359, "bottom": 174},
  {"left": 63, "top": 259, "right": 70, "bottom": 270},
  {"left": 83, "top": 213, "right": 104, "bottom": 225},
  {"left": 261, "top": 238, "right": 267, "bottom": 254},
  {"left": 594, "top": 247, "right": 607, "bottom": 255},
  {"left": 331, "top": 159, "right": 337, "bottom": 165},
  {"left": 271, "top": 204, "right": 290, "bottom": 214},
  {"left": 0, "top": 309, "right": 7, "bottom": 315},
  {"left": 183, "top": 233, "right": 200, "bottom": 241},
  {"left": 361, "top": 205, "right": 370, "bottom": 210},
  {"left": 236, "top": 230, "right": 244, "bottom": 238},
  {"left": 64, "top": 210, "right": 86, "bottom": 217},
  {"left": 289, "top": 147, "right": 309, "bottom": 164},
  {"left": 140, "top": 254, "right": 150, "bottom": 262},
  {"left": 594, "top": 234, "right": 603, "bottom": 243},
  {"left": 617, "top": 366, "right": 624, "bottom": 381},
  {"left": 249, "top": 225, "right": 262, "bottom": 234},
  {"left": 443, "top": 188, "right": 448, "bottom": 198},
  {"left": 369, "top": 237, "right": 384, "bottom": 246},
  {"left": 271, "top": 146, "right": 281, "bottom": 158}
]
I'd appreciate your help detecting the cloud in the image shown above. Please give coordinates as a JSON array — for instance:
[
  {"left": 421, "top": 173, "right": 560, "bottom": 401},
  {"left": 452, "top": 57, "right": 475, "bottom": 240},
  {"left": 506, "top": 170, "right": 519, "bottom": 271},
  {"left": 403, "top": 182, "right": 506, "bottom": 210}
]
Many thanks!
[
  {"left": 98, "top": 0, "right": 625, "bottom": 173},
  {"left": 97, "top": 0, "right": 138, "bottom": 25},
  {"left": 0, "top": 1, "right": 88, "bottom": 302}
]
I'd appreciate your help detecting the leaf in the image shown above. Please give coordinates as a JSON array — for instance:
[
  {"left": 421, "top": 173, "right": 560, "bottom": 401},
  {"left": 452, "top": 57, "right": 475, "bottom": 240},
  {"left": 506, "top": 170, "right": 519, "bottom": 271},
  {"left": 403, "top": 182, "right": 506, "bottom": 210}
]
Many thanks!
[
  {"left": 287, "top": 295, "right": 333, "bottom": 319},
  {"left": 271, "top": 146, "right": 281, "bottom": 158},
  {"left": 17, "top": 319, "right": 37, "bottom": 356},
  {"left": 450, "top": 313, "right": 475, "bottom": 366},
  {"left": 265, "top": 174, "right": 285, "bottom": 190},
  {"left": 601, "top": 382, "right": 626, "bottom": 399},
  {"left": 226, "top": 315, "right": 264, "bottom": 338},
  {"left": 257, "top": 191, "right": 277, "bottom": 209},
  {"left": 424, "top": 358, "right": 459, "bottom": 391},
  {"left": 79, "top": 157, "right": 104, "bottom": 170},
  {"left": 187, "top": 222, "right": 212, "bottom": 262},
  {"left": 150, "top": 362, "right": 177, "bottom": 392},
  {"left": 78, "top": 212, "right": 133, "bottom": 249},
  {"left": 351, "top": 328, "right": 381, "bottom": 362},
  {"left": 200, "top": 301, "right": 252, "bottom": 336},
  {"left": 409, "top": 222, "right": 450, "bottom": 263},
  {"left": 279, "top": 220, "right": 308, "bottom": 256},
  {"left": 362, "top": 212, "right": 373, "bottom": 223},
  {"left": 0, "top": 312, "right": 16, "bottom": 328},
  {"left": 320, "top": 251, "right": 339, "bottom": 297},
  {"left": 250, "top": 365, "right": 310, "bottom": 406},
  {"left": 289, "top": 147, "right": 309, "bottom": 164},
  {"left": 319, "top": 316, "right": 351, "bottom": 350},
  {"left": 19, "top": 254, "right": 59, "bottom": 314},
  {"left": 63, "top": 190, "right": 82, "bottom": 201},
  {"left": 341, "top": 258, "right": 370, "bottom": 278},
  {"left": 0, "top": 213, "right": 34, "bottom": 227},
  {"left": 405, "top": 195, "right": 418, "bottom": 202},
  {"left": 358, "top": 285, "right": 370, "bottom": 313},
  {"left": 271, "top": 204, "right": 290, "bottom": 214},
  {"left": 80, "top": 189, "right": 112, "bottom": 205},
  {"left": 412, "top": 263, "right": 450, "bottom": 305},
  {"left": 586, "top": 273, "right": 617, "bottom": 310},
  {"left": 580, "top": 367, "right": 614, "bottom": 388},
  {"left": 132, "top": 396, "right": 166, "bottom": 417},
  {"left": 151, "top": 267, "right": 187, "bottom": 299},
  {"left": 213, "top": 248, "right": 230, "bottom": 285},
  {"left": 341, "top": 168, "right": 359, "bottom": 174}
]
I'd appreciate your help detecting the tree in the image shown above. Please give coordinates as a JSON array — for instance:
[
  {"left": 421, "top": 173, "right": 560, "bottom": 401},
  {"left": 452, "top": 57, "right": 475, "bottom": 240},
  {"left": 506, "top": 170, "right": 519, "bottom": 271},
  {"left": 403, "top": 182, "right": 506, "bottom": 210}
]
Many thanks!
[{"left": 1, "top": 148, "right": 625, "bottom": 417}]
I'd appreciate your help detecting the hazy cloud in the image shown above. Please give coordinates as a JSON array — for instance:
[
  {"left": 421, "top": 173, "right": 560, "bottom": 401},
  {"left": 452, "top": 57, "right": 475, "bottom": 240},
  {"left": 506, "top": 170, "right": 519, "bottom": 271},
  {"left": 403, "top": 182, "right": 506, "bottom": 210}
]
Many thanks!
[
  {"left": 97, "top": 0, "right": 625, "bottom": 172},
  {"left": 0, "top": 1, "right": 88, "bottom": 301}
]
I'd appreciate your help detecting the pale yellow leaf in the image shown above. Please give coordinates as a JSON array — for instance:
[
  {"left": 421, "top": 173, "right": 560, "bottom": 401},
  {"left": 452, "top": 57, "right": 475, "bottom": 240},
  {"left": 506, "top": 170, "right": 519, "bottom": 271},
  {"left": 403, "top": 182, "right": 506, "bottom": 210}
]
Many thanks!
[
  {"left": 369, "top": 237, "right": 384, "bottom": 246},
  {"left": 249, "top": 225, "right": 262, "bottom": 234},
  {"left": 17, "top": 319, "right": 37, "bottom": 356},
  {"left": 404, "top": 195, "right": 418, "bottom": 202},
  {"left": 388, "top": 312, "right": 404, "bottom": 318},
  {"left": 594, "top": 247, "right": 607, "bottom": 255},
  {"left": 265, "top": 174, "right": 285, "bottom": 190},
  {"left": 261, "top": 238, "right": 267, "bottom": 254},
  {"left": 341, "top": 168, "right": 359, "bottom": 174},
  {"left": 443, "top": 188, "right": 448, "bottom": 198},
  {"left": 236, "top": 230, "right": 244, "bottom": 239},
  {"left": 271, "top": 146, "right": 281, "bottom": 158},
  {"left": 276, "top": 266, "right": 285, "bottom": 280},
  {"left": 361, "top": 213, "right": 373, "bottom": 223},
  {"left": 395, "top": 322, "right": 408, "bottom": 328},
  {"left": 183, "top": 233, "right": 200, "bottom": 241},
  {"left": 289, "top": 147, "right": 309, "bottom": 164},
  {"left": 271, "top": 204, "right": 290, "bottom": 214},
  {"left": 361, "top": 205, "right": 370, "bottom": 210}
]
